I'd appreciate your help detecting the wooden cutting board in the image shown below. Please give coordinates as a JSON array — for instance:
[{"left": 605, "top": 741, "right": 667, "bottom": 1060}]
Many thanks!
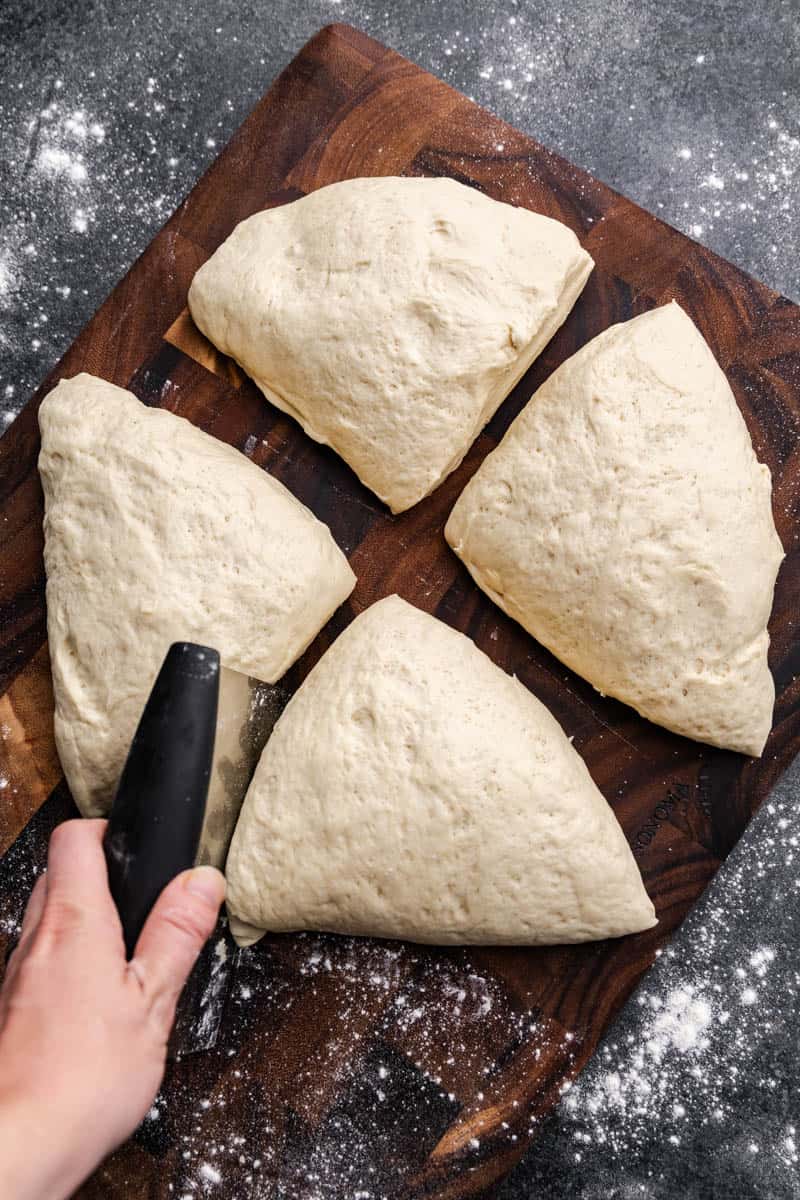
[{"left": 1, "top": 23, "right": 799, "bottom": 1199}]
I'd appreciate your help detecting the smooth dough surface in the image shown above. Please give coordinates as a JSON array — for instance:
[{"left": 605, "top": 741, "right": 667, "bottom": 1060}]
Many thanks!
[
  {"left": 188, "top": 176, "right": 594, "bottom": 513},
  {"left": 446, "top": 302, "right": 784, "bottom": 756},
  {"left": 39, "top": 374, "right": 355, "bottom": 817},
  {"left": 225, "top": 596, "right": 656, "bottom": 945}
]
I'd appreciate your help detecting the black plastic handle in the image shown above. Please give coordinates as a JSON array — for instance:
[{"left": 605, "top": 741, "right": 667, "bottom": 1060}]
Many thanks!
[{"left": 103, "top": 642, "right": 220, "bottom": 958}]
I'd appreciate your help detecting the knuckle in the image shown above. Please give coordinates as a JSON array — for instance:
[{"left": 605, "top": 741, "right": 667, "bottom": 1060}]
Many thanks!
[
  {"left": 48, "top": 820, "right": 77, "bottom": 854},
  {"left": 39, "top": 895, "right": 90, "bottom": 938},
  {"left": 159, "top": 904, "right": 211, "bottom": 948}
]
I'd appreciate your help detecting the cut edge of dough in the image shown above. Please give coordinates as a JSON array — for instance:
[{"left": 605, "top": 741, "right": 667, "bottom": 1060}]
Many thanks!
[
  {"left": 444, "top": 304, "right": 783, "bottom": 758},
  {"left": 442, "top": 533, "right": 774, "bottom": 758},
  {"left": 419, "top": 247, "right": 595, "bottom": 516},
  {"left": 252, "top": 249, "right": 594, "bottom": 514},
  {"left": 187, "top": 188, "right": 595, "bottom": 514},
  {"left": 224, "top": 596, "right": 657, "bottom": 947},
  {"left": 228, "top": 244, "right": 590, "bottom": 514},
  {"left": 38, "top": 372, "right": 357, "bottom": 820}
]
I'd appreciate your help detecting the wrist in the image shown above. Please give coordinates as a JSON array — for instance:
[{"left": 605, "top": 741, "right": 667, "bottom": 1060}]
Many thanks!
[{"left": 0, "top": 1083, "right": 90, "bottom": 1200}]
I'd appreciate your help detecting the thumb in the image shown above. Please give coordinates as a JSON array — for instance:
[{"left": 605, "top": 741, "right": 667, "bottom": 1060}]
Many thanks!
[{"left": 131, "top": 866, "right": 226, "bottom": 1032}]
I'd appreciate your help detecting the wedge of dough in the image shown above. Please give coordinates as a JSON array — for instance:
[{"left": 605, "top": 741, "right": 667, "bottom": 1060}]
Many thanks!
[
  {"left": 188, "top": 176, "right": 594, "bottom": 513},
  {"left": 225, "top": 596, "right": 655, "bottom": 945},
  {"left": 39, "top": 374, "right": 355, "bottom": 817},
  {"left": 446, "top": 302, "right": 784, "bottom": 756}
]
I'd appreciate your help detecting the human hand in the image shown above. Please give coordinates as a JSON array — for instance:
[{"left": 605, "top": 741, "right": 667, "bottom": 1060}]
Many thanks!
[{"left": 0, "top": 818, "right": 225, "bottom": 1200}]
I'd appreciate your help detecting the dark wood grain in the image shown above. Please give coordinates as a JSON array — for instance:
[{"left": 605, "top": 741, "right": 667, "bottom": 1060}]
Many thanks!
[{"left": 0, "top": 23, "right": 798, "bottom": 1200}]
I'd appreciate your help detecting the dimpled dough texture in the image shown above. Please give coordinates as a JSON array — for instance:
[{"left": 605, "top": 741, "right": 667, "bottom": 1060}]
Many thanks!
[
  {"left": 446, "top": 303, "right": 784, "bottom": 757},
  {"left": 225, "top": 596, "right": 656, "bottom": 945},
  {"left": 39, "top": 374, "right": 355, "bottom": 817},
  {"left": 187, "top": 176, "right": 594, "bottom": 513}
]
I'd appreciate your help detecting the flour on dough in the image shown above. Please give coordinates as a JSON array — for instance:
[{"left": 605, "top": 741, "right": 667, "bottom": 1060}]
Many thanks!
[
  {"left": 446, "top": 302, "right": 784, "bottom": 756},
  {"left": 39, "top": 374, "right": 355, "bottom": 817},
  {"left": 188, "top": 176, "right": 594, "bottom": 513},
  {"left": 225, "top": 595, "right": 656, "bottom": 946}
]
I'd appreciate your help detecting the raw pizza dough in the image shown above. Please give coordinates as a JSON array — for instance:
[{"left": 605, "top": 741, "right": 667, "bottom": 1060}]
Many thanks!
[
  {"left": 39, "top": 374, "right": 355, "bottom": 817},
  {"left": 188, "top": 176, "right": 594, "bottom": 513},
  {"left": 446, "top": 302, "right": 784, "bottom": 756},
  {"left": 225, "top": 596, "right": 656, "bottom": 945}
]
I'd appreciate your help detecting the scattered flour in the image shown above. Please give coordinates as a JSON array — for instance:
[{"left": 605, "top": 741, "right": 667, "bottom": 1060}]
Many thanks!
[
  {"left": 523, "top": 777, "right": 800, "bottom": 1197},
  {"left": 1, "top": 1, "right": 798, "bottom": 430},
  {"left": 0, "top": 69, "right": 193, "bottom": 421},
  {"left": 198, "top": 1161, "right": 222, "bottom": 1185},
  {"left": 0, "top": 7, "right": 798, "bottom": 1195},
  {"left": 427, "top": 5, "right": 799, "bottom": 302},
  {"left": 27, "top": 101, "right": 104, "bottom": 228}
]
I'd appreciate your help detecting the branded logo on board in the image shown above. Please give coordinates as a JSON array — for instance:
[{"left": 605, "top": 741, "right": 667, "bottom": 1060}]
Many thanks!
[{"left": 632, "top": 782, "right": 690, "bottom": 854}]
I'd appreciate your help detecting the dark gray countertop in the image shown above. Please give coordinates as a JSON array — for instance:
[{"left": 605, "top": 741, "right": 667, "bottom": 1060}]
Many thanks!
[{"left": 0, "top": 2, "right": 798, "bottom": 1197}]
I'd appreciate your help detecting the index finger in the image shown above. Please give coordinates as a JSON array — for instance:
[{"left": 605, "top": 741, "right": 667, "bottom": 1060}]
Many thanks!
[{"left": 40, "top": 818, "right": 121, "bottom": 941}]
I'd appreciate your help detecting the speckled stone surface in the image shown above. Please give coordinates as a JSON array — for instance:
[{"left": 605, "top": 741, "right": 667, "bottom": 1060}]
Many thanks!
[{"left": 0, "top": 3, "right": 798, "bottom": 1197}]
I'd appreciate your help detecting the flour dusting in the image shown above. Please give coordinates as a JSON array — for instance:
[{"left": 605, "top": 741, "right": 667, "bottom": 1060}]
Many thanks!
[
  {"left": 0, "top": 4, "right": 798, "bottom": 1195},
  {"left": 516, "top": 773, "right": 800, "bottom": 1197},
  {"left": 1, "top": 0, "right": 798, "bottom": 430}
]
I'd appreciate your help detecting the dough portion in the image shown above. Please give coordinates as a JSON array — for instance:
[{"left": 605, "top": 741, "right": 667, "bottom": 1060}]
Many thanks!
[
  {"left": 39, "top": 374, "right": 355, "bottom": 817},
  {"left": 188, "top": 176, "right": 593, "bottom": 513},
  {"left": 225, "top": 596, "right": 656, "bottom": 945},
  {"left": 446, "top": 302, "right": 784, "bottom": 756}
]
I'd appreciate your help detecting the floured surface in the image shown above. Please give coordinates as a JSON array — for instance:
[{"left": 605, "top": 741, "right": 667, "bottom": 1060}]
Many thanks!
[
  {"left": 501, "top": 761, "right": 800, "bottom": 1199},
  {"left": 1, "top": 768, "right": 797, "bottom": 1200},
  {"left": 2, "top": 0, "right": 799, "bottom": 432},
  {"left": 0, "top": 22, "right": 798, "bottom": 1200}
]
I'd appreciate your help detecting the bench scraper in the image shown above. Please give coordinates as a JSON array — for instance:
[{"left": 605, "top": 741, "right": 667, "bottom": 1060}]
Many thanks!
[{"left": 103, "top": 641, "right": 285, "bottom": 1050}]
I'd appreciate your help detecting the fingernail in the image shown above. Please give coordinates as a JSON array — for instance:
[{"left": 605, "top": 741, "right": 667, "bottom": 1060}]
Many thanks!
[{"left": 184, "top": 866, "right": 226, "bottom": 907}]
